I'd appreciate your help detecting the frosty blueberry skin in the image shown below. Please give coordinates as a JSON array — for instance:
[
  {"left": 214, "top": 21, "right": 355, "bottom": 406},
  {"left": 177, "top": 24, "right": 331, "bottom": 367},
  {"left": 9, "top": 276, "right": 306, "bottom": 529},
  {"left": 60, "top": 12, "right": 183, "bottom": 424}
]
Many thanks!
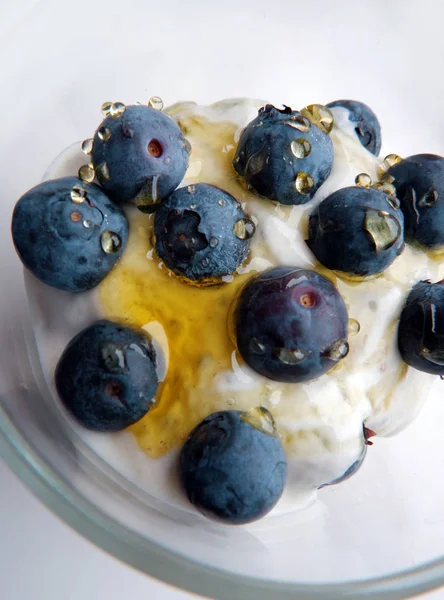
[
  {"left": 179, "top": 408, "right": 287, "bottom": 524},
  {"left": 55, "top": 320, "right": 158, "bottom": 431},
  {"left": 154, "top": 183, "right": 254, "bottom": 283},
  {"left": 398, "top": 279, "right": 444, "bottom": 375},
  {"left": 89, "top": 104, "right": 190, "bottom": 207},
  {"left": 387, "top": 154, "right": 444, "bottom": 250},
  {"left": 233, "top": 104, "right": 334, "bottom": 205},
  {"left": 11, "top": 176, "right": 128, "bottom": 292},
  {"left": 326, "top": 99, "right": 382, "bottom": 155},
  {"left": 307, "top": 186, "right": 404, "bottom": 277}
]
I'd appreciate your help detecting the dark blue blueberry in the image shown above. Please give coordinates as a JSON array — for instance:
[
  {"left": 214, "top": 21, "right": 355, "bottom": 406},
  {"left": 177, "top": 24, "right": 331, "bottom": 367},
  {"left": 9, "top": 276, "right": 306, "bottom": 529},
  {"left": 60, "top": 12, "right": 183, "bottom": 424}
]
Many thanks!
[
  {"left": 91, "top": 105, "right": 190, "bottom": 207},
  {"left": 386, "top": 154, "right": 444, "bottom": 250},
  {"left": 233, "top": 104, "right": 334, "bottom": 205},
  {"left": 234, "top": 267, "right": 349, "bottom": 383},
  {"left": 326, "top": 99, "right": 381, "bottom": 155},
  {"left": 318, "top": 426, "right": 374, "bottom": 488},
  {"left": 154, "top": 183, "right": 254, "bottom": 283},
  {"left": 11, "top": 176, "right": 128, "bottom": 292},
  {"left": 307, "top": 186, "right": 404, "bottom": 277},
  {"left": 179, "top": 408, "right": 287, "bottom": 524},
  {"left": 55, "top": 320, "right": 158, "bottom": 431},
  {"left": 398, "top": 279, "right": 444, "bottom": 375}
]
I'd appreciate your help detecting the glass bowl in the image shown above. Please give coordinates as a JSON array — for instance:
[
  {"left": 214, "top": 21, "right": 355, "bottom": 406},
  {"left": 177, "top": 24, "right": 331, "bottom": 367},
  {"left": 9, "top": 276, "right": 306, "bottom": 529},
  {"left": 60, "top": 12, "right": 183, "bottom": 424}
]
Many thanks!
[{"left": 1, "top": 1, "right": 444, "bottom": 598}]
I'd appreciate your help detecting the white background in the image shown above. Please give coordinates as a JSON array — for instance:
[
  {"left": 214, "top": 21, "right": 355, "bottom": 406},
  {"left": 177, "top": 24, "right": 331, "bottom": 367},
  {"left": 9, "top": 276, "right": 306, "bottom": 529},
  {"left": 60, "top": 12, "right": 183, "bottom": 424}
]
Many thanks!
[{"left": 2, "top": 0, "right": 444, "bottom": 598}]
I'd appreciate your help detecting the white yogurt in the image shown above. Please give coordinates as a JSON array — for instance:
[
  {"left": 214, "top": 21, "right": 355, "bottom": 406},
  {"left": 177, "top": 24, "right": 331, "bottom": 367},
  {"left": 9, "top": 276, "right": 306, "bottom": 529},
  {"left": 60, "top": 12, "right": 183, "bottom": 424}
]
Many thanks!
[{"left": 26, "top": 98, "right": 442, "bottom": 516}]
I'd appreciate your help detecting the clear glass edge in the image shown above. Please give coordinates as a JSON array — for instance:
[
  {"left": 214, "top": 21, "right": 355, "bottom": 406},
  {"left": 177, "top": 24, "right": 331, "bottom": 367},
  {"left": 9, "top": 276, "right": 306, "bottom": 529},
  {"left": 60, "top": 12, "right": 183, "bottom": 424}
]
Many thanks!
[{"left": 1, "top": 402, "right": 443, "bottom": 600}]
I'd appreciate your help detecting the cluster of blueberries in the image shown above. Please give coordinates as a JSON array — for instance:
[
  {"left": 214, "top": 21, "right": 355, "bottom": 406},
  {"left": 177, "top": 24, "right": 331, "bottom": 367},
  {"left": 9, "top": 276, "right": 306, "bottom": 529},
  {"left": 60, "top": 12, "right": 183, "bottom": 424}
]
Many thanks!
[{"left": 10, "top": 98, "right": 444, "bottom": 524}]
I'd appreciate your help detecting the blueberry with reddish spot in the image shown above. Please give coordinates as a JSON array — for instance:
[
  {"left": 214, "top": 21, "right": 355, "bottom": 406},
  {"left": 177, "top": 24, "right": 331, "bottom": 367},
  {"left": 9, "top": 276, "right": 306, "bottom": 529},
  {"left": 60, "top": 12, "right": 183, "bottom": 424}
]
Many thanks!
[
  {"left": 154, "top": 183, "right": 254, "bottom": 283},
  {"left": 387, "top": 154, "right": 444, "bottom": 250},
  {"left": 179, "top": 409, "right": 287, "bottom": 524},
  {"left": 398, "top": 279, "right": 444, "bottom": 375},
  {"left": 91, "top": 105, "right": 190, "bottom": 207},
  {"left": 307, "top": 186, "right": 404, "bottom": 277},
  {"left": 55, "top": 320, "right": 158, "bottom": 431},
  {"left": 11, "top": 176, "right": 128, "bottom": 292},
  {"left": 326, "top": 99, "right": 381, "bottom": 155},
  {"left": 233, "top": 104, "right": 334, "bottom": 205},
  {"left": 234, "top": 267, "right": 349, "bottom": 383}
]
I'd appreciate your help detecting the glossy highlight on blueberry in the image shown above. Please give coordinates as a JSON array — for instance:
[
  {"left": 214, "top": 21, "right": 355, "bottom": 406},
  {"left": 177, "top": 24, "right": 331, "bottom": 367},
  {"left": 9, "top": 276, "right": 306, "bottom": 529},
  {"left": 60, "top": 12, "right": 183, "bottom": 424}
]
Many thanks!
[
  {"left": 154, "top": 183, "right": 254, "bottom": 283},
  {"left": 233, "top": 104, "right": 334, "bottom": 205},
  {"left": 326, "top": 99, "right": 382, "bottom": 155},
  {"left": 55, "top": 320, "right": 159, "bottom": 431},
  {"left": 398, "top": 279, "right": 444, "bottom": 375},
  {"left": 91, "top": 104, "right": 190, "bottom": 207},
  {"left": 11, "top": 176, "right": 128, "bottom": 292},
  {"left": 179, "top": 409, "right": 287, "bottom": 524},
  {"left": 307, "top": 186, "right": 404, "bottom": 277},
  {"left": 387, "top": 154, "right": 444, "bottom": 250},
  {"left": 234, "top": 267, "right": 349, "bottom": 383}
]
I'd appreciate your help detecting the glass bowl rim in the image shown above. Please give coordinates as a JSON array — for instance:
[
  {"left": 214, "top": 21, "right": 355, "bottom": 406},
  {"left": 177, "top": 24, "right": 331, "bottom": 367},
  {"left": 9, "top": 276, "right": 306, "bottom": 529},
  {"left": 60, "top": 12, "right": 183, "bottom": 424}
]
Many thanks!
[{"left": 1, "top": 401, "right": 444, "bottom": 600}]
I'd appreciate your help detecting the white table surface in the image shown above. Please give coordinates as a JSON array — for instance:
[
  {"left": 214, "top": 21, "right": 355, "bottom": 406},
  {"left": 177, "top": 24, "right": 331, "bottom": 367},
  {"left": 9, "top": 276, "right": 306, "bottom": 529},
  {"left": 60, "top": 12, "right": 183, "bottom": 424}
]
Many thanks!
[{"left": 0, "top": 459, "right": 202, "bottom": 600}]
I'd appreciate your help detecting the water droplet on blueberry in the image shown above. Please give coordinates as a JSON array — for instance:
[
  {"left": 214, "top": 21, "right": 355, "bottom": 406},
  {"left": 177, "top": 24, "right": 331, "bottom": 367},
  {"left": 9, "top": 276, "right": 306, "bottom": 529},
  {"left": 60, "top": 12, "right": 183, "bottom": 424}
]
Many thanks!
[
  {"left": 290, "top": 138, "right": 311, "bottom": 159},
  {"left": 233, "top": 218, "right": 255, "bottom": 240},
  {"left": 277, "top": 348, "right": 309, "bottom": 364},
  {"left": 295, "top": 172, "right": 315, "bottom": 195},
  {"left": 285, "top": 115, "right": 311, "bottom": 133},
  {"left": 148, "top": 96, "right": 164, "bottom": 111},
  {"left": 300, "top": 104, "right": 334, "bottom": 134},
  {"left": 78, "top": 163, "right": 95, "bottom": 183},
  {"left": 249, "top": 338, "right": 266, "bottom": 354},
  {"left": 355, "top": 173, "right": 372, "bottom": 188},
  {"left": 110, "top": 102, "right": 126, "bottom": 118},
  {"left": 101, "top": 101, "right": 113, "bottom": 118},
  {"left": 81, "top": 138, "right": 94, "bottom": 155},
  {"left": 70, "top": 185, "right": 87, "bottom": 204},
  {"left": 364, "top": 209, "right": 402, "bottom": 252},
  {"left": 98, "top": 126, "right": 112, "bottom": 141},
  {"left": 240, "top": 406, "right": 277, "bottom": 436},
  {"left": 96, "top": 161, "right": 110, "bottom": 181},
  {"left": 348, "top": 318, "right": 361, "bottom": 335},
  {"left": 245, "top": 144, "right": 269, "bottom": 176},
  {"left": 322, "top": 339, "right": 349, "bottom": 361},
  {"left": 101, "top": 230, "right": 122, "bottom": 254}
]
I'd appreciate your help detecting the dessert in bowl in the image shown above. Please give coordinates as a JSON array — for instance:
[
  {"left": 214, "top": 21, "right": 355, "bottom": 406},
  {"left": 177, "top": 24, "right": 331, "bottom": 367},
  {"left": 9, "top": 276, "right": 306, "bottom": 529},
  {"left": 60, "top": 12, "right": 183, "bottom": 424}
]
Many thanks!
[{"left": 11, "top": 95, "right": 444, "bottom": 530}]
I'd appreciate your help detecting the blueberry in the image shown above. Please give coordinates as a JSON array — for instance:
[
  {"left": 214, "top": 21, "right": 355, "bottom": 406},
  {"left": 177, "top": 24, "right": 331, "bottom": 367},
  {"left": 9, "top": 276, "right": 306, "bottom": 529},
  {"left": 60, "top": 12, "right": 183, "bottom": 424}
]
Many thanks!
[
  {"left": 55, "top": 320, "right": 158, "bottom": 431},
  {"left": 386, "top": 154, "right": 444, "bottom": 250},
  {"left": 307, "top": 186, "right": 404, "bottom": 277},
  {"left": 11, "top": 176, "right": 128, "bottom": 292},
  {"left": 398, "top": 279, "right": 444, "bottom": 375},
  {"left": 318, "top": 426, "right": 374, "bottom": 488},
  {"left": 234, "top": 267, "right": 349, "bottom": 383},
  {"left": 179, "top": 408, "right": 287, "bottom": 524},
  {"left": 326, "top": 99, "right": 381, "bottom": 155},
  {"left": 318, "top": 448, "right": 366, "bottom": 489},
  {"left": 154, "top": 183, "right": 254, "bottom": 283},
  {"left": 233, "top": 104, "right": 334, "bottom": 205},
  {"left": 90, "top": 105, "right": 190, "bottom": 207}
]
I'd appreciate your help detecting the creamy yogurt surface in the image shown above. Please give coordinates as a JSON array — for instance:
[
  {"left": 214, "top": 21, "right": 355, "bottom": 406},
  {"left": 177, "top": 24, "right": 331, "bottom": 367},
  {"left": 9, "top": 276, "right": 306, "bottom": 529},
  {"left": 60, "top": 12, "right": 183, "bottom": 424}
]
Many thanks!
[{"left": 26, "top": 97, "right": 442, "bottom": 515}]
